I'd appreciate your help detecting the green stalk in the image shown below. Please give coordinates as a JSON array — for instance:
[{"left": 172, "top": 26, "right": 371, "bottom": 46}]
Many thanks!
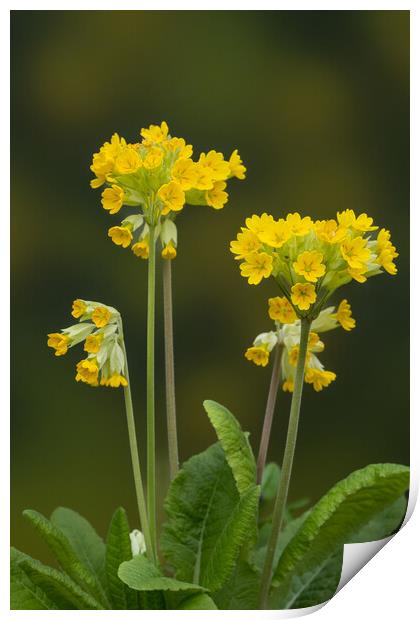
[
  {"left": 146, "top": 225, "right": 157, "bottom": 556},
  {"left": 162, "top": 258, "right": 179, "bottom": 480},
  {"left": 119, "top": 321, "right": 155, "bottom": 563},
  {"left": 259, "top": 317, "right": 312, "bottom": 609},
  {"left": 256, "top": 343, "right": 281, "bottom": 485}
]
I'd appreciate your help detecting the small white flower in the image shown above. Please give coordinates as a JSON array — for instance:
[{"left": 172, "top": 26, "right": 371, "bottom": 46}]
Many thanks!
[{"left": 130, "top": 529, "right": 147, "bottom": 557}]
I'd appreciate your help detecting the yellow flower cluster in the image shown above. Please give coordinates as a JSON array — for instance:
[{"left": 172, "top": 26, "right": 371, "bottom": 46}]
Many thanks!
[
  {"left": 245, "top": 297, "right": 356, "bottom": 392},
  {"left": 47, "top": 300, "right": 128, "bottom": 388},
  {"left": 231, "top": 210, "right": 398, "bottom": 317},
  {"left": 91, "top": 122, "right": 246, "bottom": 260}
]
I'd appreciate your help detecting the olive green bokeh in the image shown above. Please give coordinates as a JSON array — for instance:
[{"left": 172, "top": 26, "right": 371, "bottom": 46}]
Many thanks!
[{"left": 11, "top": 10, "right": 409, "bottom": 563}]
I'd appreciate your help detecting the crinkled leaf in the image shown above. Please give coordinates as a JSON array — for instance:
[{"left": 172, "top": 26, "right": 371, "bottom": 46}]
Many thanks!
[
  {"left": 118, "top": 554, "right": 205, "bottom": 593},
  {"left": 290, "top": 547, "right": 344, "bottom": 609},
  {"left": 270, "top": 463, "right": 409, "bottom": 609},
  {"left": 51, "top": 507, "right": 109, "bottom": 606},
  {"left": 176, "top": 593, "right": 218, "bottom": 609},
  {"left": 161, "top": 442, "right": 259, "bottom": 591},
  {"left": 203, "top": 399, "right": 256, "bottom": 494},
  {"left": 11, "top": 548, "right": 102, "bottom": 610},
  {"left": 213, "top": 560, "right": 260, "bottom": 610},
  {"left": 22, "top": 509, "right": 106, "bottom": 606},
  {"left": 348, "top": 495, "right": 407, "bottom": 543},
  {"left": 105, "top": 507, "right": 138, "bottom": 609},
  {"left": 11, "top": 550, "right": 58, "bottom": 610}
]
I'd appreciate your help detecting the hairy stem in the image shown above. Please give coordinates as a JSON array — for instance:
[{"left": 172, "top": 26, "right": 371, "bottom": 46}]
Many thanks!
[
  {"left": 162, "top": 258, "right": 179, "bottom": 480},
  {"left": 119, "top": 321, "right": 155, "bottom": 563},
  {"left": 256, "top": 343, "right": 282, "bottom": 485},
  {"left": 259, "top": 317, "right": 311, "bottom": 609},
  {"left": 146, "top": 226, "right": 157, "bottom": 556}
]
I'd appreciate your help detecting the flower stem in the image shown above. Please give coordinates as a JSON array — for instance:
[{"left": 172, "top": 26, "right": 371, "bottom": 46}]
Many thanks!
[
  {"left": 162, "top": 258, "right": 179, "bottom": 481},
  {"left": 119, "top": 321, "right": 155, "bottom": 563},
  {"left": 256, "top": 343, "right": 282, "bottom": 485},
  {"left": 259, "top": 317, "right": 312, "bottom": 609},
  {"left": 146, "top": 225, "right": 157, "bottom": 556}
]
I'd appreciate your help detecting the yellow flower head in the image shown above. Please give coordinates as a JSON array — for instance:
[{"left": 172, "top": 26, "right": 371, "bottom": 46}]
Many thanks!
[
  {"left": 198, "top": 150, "right": 230, "bottom": 182},
  {"left": 245, "top": 346, "right": 270, "bottom": 367},
  {"left": 375, "top": 229, "right": 398, "bottom": 275},
  {"left": 206, "top": 181, "right": 228, "bottom": 210},
  {"left": 114, "top": 148, "right": 142, "bottom": 175},
  {"left": 245, "top": 213, "right": 275, "bottom": 235},
  {"left": 348, "top": 266, "right": 367, "bottom": 283},
  {"left": 108, "top": 226, "right": 133, "bottom": 248},
  {"left": 142, "top": 146, "right": 164, "bottom": 170},
  {"left": 290, "top": 283, "right": 317, "bottom": 311},
  {"left": 100, "top": 373, "right": 128, "bottom": 388},
  {"left": 353, "top": 213, "right": 378, "bottom": 232},
  {"left": 258, "top": 219, "right": 291, "bottom": 248},
  {"left": 132, "top": 240, "right": 149, "bottom": 259},
  {"left": 76, "top": 359, "right": 99, "bottom": 386},
  {"left": 229, "top": 149, "right": 246, "bottom": 180},
  {"left": 84, "top": 334, "right": 103, "bottom": 354},
  {"left": 240, "top": 252, "right": 273, "bottom": 285},
  {"left": 47, "top": 333, "right": 69, "bottom": 356},
  {"left": 305, "top": 368, "right": 336, "bottom": 392},
  {"left": 333, "top": 299, "right": 355, "bottom": 331},
  {"left": 165, "top": 136, "right": 193, "bottom": 159},
  {"left": 194, "top": 164, "right": 214, "bottom": 190},
  {"left": 101, "top": 185, "right": 125, "bottom": 215},
  {"left": 158, "top": 181, "right": 185, "bottom": 215},
  {"left": 162, "top": 242, "right": 177, "bottom": 260},
  {"left": 293, "top": 251, "right": 326, "bottom": 283},
  {"left": 282, "top": 378, "right": 294, "bottom": 392},
  {"left": 341, "top": 237, "right": 371, "bottom": 270},
  {"left": 71, "top": 299, "right": 87, "bottom": 319},
  {"left": 140, "top": 121, "right": 169, "bottom": 145},
  {"left": 230, "top": 229, "right": 261, "bottom": 260},
  {"left": 336, "top": 209, "right": 356, "bottom": 229},
  {"left": 92, "top": 306, "right": 111, "bottom": 328},
  {"left": 286, "top": 213, "right": 313, "bottom": 236},
  {"left": 171, "top": 157, "right": 197, "bottom": 190},
  {"left": 268, "top": 296, "right": 297, "bottom": 324},
  {"left": 315, "top": 219, "right": 347, "bottom": 244}
]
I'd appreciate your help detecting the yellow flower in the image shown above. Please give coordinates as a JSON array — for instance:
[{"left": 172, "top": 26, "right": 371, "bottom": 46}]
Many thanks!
[
  {"left": 108, "top": 226, "right": 133, "bottom": 248},
  {"left": 245, "top": 346, "right": 270, "bottom": 367},
  {"left": 101, "top": 185, "right": 125, "bottom": 215},
  {"left": 92, "top": 306, "right": 111, "bottom": 328},
  {"left": 71, "top": 299, "right": 87, "bottom": 319},
  {"left": 377, "top": 249, "right": 398, "bottom": 275},
  {"left": 353, "top": 213, "right": 378, "bottom": 232},
  {"left": 142, "top": 146, "right": 164, "bottom": 170},
  {"left": 341, "top": 236, "right": 371, "bottom": 270},
  {"left": 75, "top": 359, "right": 99, "bottom": 386},
  {"left": 230, "top": 229, "right": 261, "bottom": 260},
  {"left": 165, "top": 136, "right": 193, "bottom": 158},
  {"left": 132, "top": 240, "right": 149, "bottom": 259},
  {"left": 140, "top": 121, "right": 169, "bottom": 145},
  {"left": 333, "top": 299, "right": 355, "bottom": 331},
  {"left": 84, "top": 334, "right": 103, "bottom": 354},
  {"left": 258, "top": 219, "right": 291, "bottom": 248},
  {"left": 245, "top": 213, "right": 275, "bottom": 235},
  {"left": 206, "top": 181, "right": 228, "bottom": 210},
  {"left": 228, "top": 149, "right": 246, "bottom": 180},
  {"left": 268, "top": 296, "right": 297, "bottom": 323},
  {"left": 114, "top": 148, "right": 142, "bottom": 175},
  {"left": 100, "top": 373, "right": 128, "bottom": 388},
  {"left": 162, "top": 242, "right": 177, "bottom": 260},
  {"left": 198, "top": 150, "right": 230, "bottom": 181},
  {"left": 194, "top": 164, "right": 214, "bottom": 190},
  {"left": 348, "top": 266, "right": 368, "bottom": 283},
  {"left": 240, "top": 252, "right": 273, "bottom": 285},
  {"left": 290, "top": 283, "right": 317, "bottom": 311},
  {"left": 171, "top": 158, "right": 197, "bottom": 190},
  {"left": 282, "top": 378, "right": 294, "bottom": 392},
  {"left": 286, "top": 213, "right": 313, "bottom": 236},
  {"left": 315, "top": 219, "right": 347, "bottom": 244},
  {"left": 305, "top": 368, "right": 336, "bottom": 392},
  {"left": 293, "top": 250, "right": 326, "bottom": 282},
  {"left": 47, "top": 332, "right": 69, "bottom": 356},
  {"left": 288, "top": 345, "right": 310, "bottom": 368},
  {"left": 336, "top": 209, "right": 356, "bottom": 228},
  {"left": 375, "top": 229, "right": 398, "bottom": 275},
  {"left": 158, "top": 181, "right": 185, "bottom": 214}
]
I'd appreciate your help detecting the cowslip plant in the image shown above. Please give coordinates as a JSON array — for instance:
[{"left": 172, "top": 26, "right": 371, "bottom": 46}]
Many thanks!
[{"left": 11, "top": 126, "right": 409, "bottom": 610}]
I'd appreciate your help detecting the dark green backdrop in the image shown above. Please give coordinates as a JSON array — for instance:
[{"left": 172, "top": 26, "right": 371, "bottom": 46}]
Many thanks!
[{"left": 11, "top": 10, "right": 409, "bottom": 562}]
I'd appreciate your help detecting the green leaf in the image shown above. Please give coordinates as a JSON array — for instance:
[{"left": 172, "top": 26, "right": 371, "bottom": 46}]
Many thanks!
[
  {"left": 253, "top": 512, "right": 309, "bottom": 571},
  {"left": 261, "top": 463, "right": 281, "bottom": 502},
  {"left": 11, "top": 551, "right": 58, "bottom": 610},
  {"left": 203, "top": 399, "right": 256, "bottom": 494},
  {"left": 161, "top": 442, "right": 260, "bottom": 591},
  {"left": 105, "top": 507, "right": 138, "bottom": 610},
  {"left": 11, "top": 548, "right": 102, "bottom": 610},
  {"left": 22, "top": 509, "right": 107, "bottom": 606},
  {"left": 213, "top": 561, "right": 260, "bottom": 610},
  {"left": 291, "top": 547, "right": 344, "bottom": 609},
  {"left": 118, "top": 554, "right": 205, "bottom": 593},
  {"left": 176, "top": 593, "right": 218, "bottom": 609},
  {"left": 348, "top": 495, "right": 407, "bottom": 543},
  {"left": 270, "top": 463, "right": 409, "bottom": 609},
  {"left": 51, "top": 507, "right": 109, "bottom": 607}
]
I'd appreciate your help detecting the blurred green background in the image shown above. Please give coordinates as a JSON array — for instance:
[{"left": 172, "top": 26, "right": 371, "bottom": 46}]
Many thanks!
[{"left": 11, "top": 10, "right": 409, "bottom": 561}]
